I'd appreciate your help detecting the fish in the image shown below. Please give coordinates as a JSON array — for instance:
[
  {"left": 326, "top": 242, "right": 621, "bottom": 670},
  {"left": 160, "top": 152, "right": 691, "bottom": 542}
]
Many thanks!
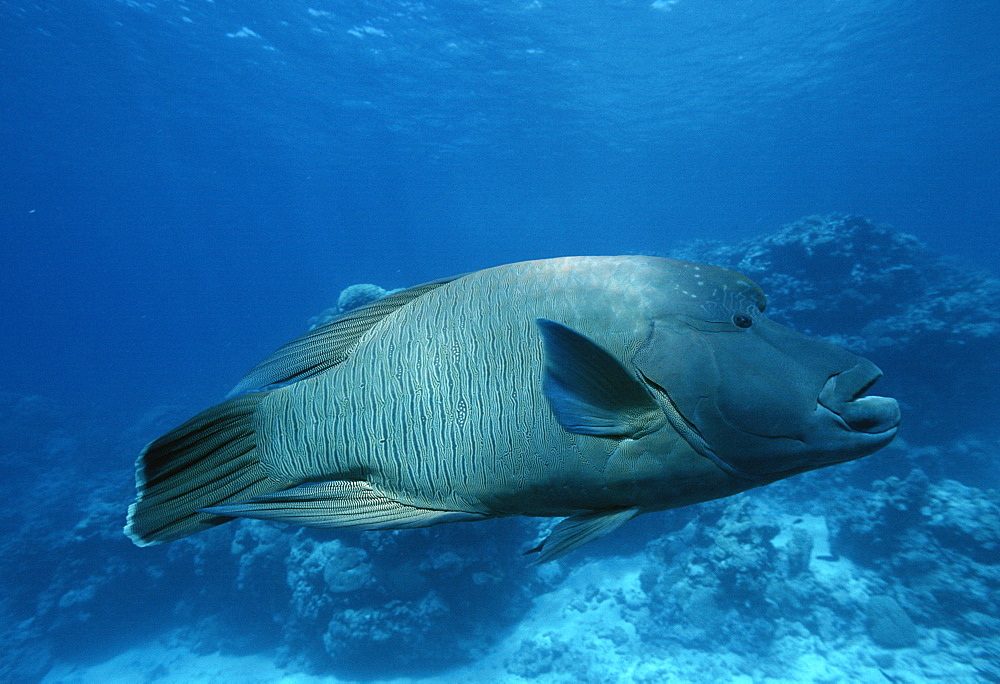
[{"left": 125, "top": 256, "right": 900, "bottom": 562}]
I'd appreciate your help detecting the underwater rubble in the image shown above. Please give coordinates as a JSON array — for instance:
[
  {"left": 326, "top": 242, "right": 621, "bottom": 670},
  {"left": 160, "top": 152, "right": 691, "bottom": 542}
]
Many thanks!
[{"left": 1, "top": 215, "right": 998, "bottom": 683}]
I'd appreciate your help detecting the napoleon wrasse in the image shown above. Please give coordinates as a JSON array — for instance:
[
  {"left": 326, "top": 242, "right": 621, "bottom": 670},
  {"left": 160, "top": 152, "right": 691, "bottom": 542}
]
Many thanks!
[{"left": 126, "top": 256, "right": 900, "bottom": 562}]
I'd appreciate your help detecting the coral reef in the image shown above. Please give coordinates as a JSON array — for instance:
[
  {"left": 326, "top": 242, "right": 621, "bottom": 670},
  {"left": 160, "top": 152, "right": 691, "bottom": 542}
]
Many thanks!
[
  {"left": 828, "top": 470, "right": 1000, "bottom": 642},
  {"left": 497, "top": 470, "right": 997, "bottom": 682},
  {"left": 306, "top": 283, "right": 395, "bottom": 330},
  {"left": 1, "top": 216, "right": 997, "bottom": 683}
]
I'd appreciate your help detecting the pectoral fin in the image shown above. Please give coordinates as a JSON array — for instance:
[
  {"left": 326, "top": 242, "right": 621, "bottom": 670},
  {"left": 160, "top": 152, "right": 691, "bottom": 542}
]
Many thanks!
[
  {"left": 537, "top": 319, "right": 665, "bottom": 438},
  {"left": 200, "top": 480, "right": 487, "bottom": 530},
  {"left": 525, "top": 507, "right": 641, "bottom": 563}
]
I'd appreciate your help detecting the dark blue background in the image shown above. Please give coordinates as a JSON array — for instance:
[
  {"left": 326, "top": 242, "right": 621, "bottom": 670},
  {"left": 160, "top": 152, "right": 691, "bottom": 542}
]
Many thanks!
[{"left": 2, "top": 0, "right": 998, "bottom": 422}]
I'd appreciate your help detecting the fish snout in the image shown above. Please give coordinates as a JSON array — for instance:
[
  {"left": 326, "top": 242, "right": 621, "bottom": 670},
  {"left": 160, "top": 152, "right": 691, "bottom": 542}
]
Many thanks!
[{"left": 818, "top": 361, "right": 901, "bottom": 435}]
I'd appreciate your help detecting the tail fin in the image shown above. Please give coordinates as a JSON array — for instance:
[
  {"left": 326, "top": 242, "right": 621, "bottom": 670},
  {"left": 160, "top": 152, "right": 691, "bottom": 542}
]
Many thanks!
[{"left": 125, "top": 392, "right": 289, "bottom": 546}]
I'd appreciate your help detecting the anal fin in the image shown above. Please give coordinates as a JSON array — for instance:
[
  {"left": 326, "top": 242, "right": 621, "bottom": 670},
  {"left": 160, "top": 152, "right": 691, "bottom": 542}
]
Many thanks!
[
  {"left": 525, "top": 507, "right": 641, "bottom": 563},
  {"left": 200, "top": 480, "right": 487, "bottom": 530}
]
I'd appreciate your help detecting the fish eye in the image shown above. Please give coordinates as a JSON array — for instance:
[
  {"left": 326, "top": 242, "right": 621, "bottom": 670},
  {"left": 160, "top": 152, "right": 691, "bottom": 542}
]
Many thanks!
[{"left": 732, "top": 314, "right": 753, "bottom": 329}]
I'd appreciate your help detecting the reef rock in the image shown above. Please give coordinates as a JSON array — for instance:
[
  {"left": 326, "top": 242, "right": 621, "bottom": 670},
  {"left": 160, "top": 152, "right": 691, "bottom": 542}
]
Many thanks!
[
  {"left": 828, "top": 469, "right": 1000, "bottom": 638},
  {"left": 866, "top": 595, "right": 918, "bottom": 649},
  {"left": 307, "top": 283, "right": 394, "bottom": 330}
]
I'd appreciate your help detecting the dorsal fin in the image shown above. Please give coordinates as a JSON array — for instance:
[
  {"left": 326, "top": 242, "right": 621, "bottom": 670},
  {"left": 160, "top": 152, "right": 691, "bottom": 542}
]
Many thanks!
[{"left": 227, "top": 274, "right": 465, "bottom": 398}]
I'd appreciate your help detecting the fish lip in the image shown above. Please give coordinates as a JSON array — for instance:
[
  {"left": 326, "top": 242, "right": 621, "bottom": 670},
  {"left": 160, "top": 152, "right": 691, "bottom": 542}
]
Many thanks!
[
  {"left": 818, "top": 401, "right": 900, "bottom": 437},
  {"left": 850, "top": 374, "right": 881, "bottom": 401},
  {"left": 819, "top": 367, "right": 901, "bottom": 435}
]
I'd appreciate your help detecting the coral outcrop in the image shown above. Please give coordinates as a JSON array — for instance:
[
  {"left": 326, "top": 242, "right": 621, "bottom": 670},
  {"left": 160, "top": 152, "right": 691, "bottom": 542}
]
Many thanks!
[{"left": 1, "top": 216, "right": 997, "bottom": 682}]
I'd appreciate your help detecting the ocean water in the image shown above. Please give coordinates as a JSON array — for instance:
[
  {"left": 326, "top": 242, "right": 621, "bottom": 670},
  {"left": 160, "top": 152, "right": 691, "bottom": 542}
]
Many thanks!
[{"left": 1, "top": 1, "right": 998, "bottom": 683}]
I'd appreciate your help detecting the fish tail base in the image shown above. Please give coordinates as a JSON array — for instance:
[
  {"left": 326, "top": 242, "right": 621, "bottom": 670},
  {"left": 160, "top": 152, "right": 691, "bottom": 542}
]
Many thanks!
[{"left": 125, "top": 392, "right": 287, "bottom": 546}]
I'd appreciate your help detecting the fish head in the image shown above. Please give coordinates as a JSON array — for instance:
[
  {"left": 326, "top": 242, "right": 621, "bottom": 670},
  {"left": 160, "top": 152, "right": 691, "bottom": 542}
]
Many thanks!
[{"left": 635, "top": 260, "right": 900, "bottom": 480}]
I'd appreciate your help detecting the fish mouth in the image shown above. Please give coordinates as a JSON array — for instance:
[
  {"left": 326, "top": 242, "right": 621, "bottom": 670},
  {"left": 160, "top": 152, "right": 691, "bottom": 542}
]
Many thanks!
[{"left": 818, "top": 363, "right": 901, "bottom": 436}]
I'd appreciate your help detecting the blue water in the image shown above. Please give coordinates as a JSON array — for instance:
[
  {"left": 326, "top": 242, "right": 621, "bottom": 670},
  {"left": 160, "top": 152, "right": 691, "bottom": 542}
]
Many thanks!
[{"left": 2, "top": 1, "right": 998, "bottom": 682}]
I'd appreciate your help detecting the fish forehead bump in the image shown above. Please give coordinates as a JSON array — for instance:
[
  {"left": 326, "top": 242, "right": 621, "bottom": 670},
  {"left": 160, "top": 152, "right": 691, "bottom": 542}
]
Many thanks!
[
  {"left": 643, "top": 258, "right": 767, "bottom": 316},
  {"left": 485, "top": 255, "right": 655, "bottom": 308},
  {"left": 487, "top": 256, "right": 766, "bottom": 321},
  {"left": 487, "top": 256, "right": 663, "bottom": 339},
  {"left": 535, "top": 256, "right": 766, "bottom": 316},
  {"left": 503, "top": 255, "right": 752, "bottom": 290}
]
